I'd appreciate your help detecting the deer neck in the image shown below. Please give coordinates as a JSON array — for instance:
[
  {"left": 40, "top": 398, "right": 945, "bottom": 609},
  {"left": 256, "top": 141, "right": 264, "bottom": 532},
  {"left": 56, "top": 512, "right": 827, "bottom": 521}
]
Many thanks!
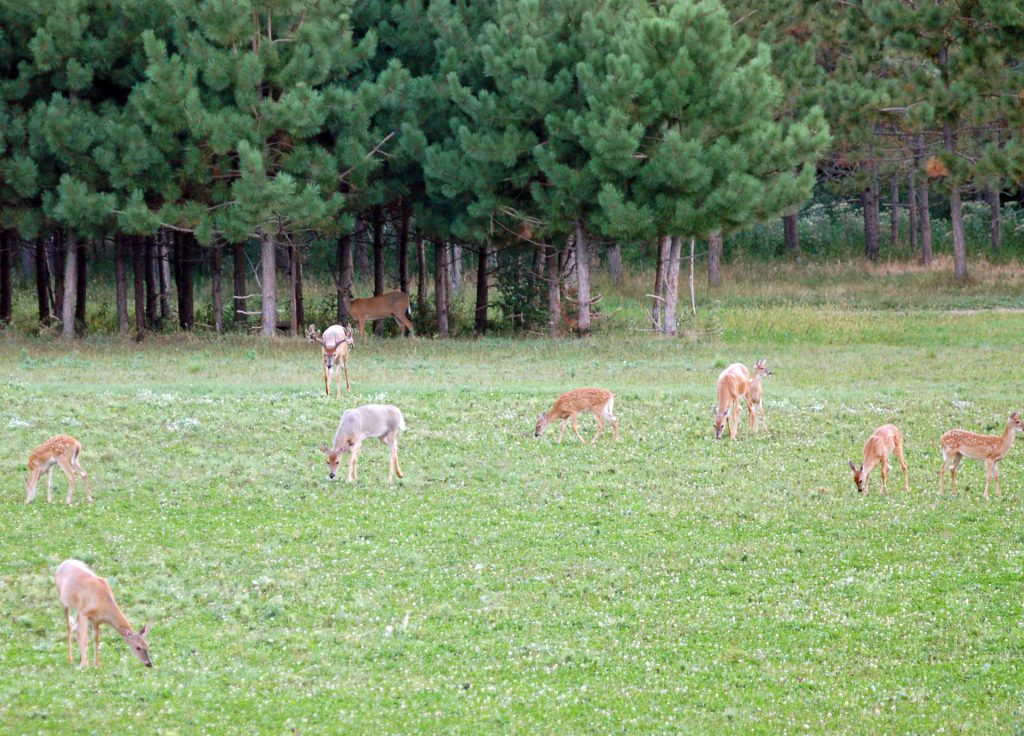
[
  {"left": 98, "top": 599, "right": 134, "bottom": 636},
  {"left": 999, "top": 423, "right": 1019, "bottom": 454}
]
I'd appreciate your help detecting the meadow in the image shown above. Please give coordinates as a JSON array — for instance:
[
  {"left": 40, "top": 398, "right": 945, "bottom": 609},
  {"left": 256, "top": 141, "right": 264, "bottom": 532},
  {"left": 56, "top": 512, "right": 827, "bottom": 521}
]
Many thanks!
[{"left": 2, "top": 267, "right": 1024, "bottom": 734}]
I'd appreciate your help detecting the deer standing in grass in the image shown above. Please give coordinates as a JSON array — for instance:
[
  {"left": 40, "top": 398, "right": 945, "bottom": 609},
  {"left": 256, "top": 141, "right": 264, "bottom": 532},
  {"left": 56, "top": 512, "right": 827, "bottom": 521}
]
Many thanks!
[
  {"left": 343, "top": 290, "right": 414, "bottom": 336},
  {"left": 25, "top": 435, "right": 91, "bottom": 504},
  {"left": 849, "top": 424, "right": 909, "bottom": 495},
  {"left": 938, "top": 412, "right": 1024, "bottom": 499},
  {"left": 307, "top": 324, "right": 354, "bottom": 395},
  {"left": 55, "top": 559, "right": 152, "bottom": 668},
  {"left": 320, "top": 404, "right": 406, "bottom": 482},
  {"left": 534, "top": 388, "right": 619, "bottom": 444},
  {"left": 747, "top": 359, "right": 772, "bottom": 434},
  {"left": 713, "top": 363, "right": 751, "bottom": 440}
]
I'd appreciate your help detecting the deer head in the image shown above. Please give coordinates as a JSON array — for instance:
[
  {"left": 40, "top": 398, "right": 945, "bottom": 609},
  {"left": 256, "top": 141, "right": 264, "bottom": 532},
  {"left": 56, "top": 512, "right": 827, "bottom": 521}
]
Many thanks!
[
  {"left": 534, "top": 413, "right": 551, "bottom": 438},
  {"left": 754, "top": 359, "right": 772, "bottom": 378},
  {"left": 849, "top": 460, "right": 866, "bottom": 493},
  {"left": 712, "top": 405, "right": 729, "bottom": 439},
  {"left": 125, "top": 623, "right": 153, "bottom": 667}
]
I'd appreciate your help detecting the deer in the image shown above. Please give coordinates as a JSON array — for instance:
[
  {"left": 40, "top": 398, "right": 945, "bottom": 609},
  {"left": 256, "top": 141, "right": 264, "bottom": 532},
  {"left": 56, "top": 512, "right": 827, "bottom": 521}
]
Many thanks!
[
  {"left": 534, "top": 387, "right": 619, "bottom": 444},
  {"left": 307, "top": 324, "right": 354, "bottom": 395},
  {"left": 938, "top": 412, "right": 1024, "bottom": 499},
  {"left": 712, "top": 363, "right": 751, "bottom": 440},
  {"left": 320, "top": 404, "right": 406, "bottom": 483},
  {"left": 849, "top": 424, "right": 909, "bottom": 496},
  {"left": 747, "top": 359, "right": 772, "bottom": 434},
  {"left": 25, "top": 435, "right": 91, "bottom": 505},
  {"left": 55, "top": 559, "right": 152, "bottom": 668},
  {"left": 342, "top": 289, "right": 414, "bottom": 337}
]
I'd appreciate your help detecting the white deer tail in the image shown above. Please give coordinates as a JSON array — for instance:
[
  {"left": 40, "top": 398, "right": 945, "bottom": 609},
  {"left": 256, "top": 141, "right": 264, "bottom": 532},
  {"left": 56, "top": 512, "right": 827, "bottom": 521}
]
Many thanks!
[{"left": 398, "top": 412, "right": 407, "bottom": 432}]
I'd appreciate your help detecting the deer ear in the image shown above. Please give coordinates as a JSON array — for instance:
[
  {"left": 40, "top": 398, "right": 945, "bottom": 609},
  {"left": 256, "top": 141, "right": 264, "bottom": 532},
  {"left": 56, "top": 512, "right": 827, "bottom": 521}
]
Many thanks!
[
  {"left": 849, "top": 460, "right": 857, "bottom": 472},
  {"left": 711, "top": 405, "right": 718, "bottom": 416},
  {"left": 318, "top": 445, "right": 330, "bottom": 454},
  {"left": 139, "top": 623, "right": 151, "bottom": 637}
]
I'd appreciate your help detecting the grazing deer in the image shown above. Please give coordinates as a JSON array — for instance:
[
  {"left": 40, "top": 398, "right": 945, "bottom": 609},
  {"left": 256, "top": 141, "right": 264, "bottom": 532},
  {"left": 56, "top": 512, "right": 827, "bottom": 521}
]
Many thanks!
[
  {"left": 343, "top": 290, "right": 414, "bottom": 336},
  {"left": 25, "top": 435, "right": 91, "bottom": 505},
  {"left": 747, "top": 359, "right": 772, "bottom": 434},
  {"left": 849, "top": 424, "right": 909, "bottom": 495},
  {"left": 320, "top": 404, "right": 406, "bottom": 482},
  {"left": 938, "top": 412, "right": 1024, "bottom": 499},
  {"left": 534, "top": 387, "right": 619, "bottom": 444},
  {"left": 713, "top": 363, "right": 751, "bottom": 440},
  {"left": 55, "top": 559, "right": 152, "bottom": 668},
  {"left": 307, "top": 324, "right": 354, "bottom": 395}
]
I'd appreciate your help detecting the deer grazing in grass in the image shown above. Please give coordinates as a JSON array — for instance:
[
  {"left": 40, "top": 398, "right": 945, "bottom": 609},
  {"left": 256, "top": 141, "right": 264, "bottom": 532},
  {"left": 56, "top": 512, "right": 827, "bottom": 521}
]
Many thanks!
[
  {"left": 747, "top": 359, "right": 772, "bottom": 434},
  {"left": 713, "top": 363, "right": 751, "bottom": 440},
  {"left": 343, "top": 290, "right": 414, "bottom": 336},
  {"left": 320, "top": 404, "right": 406, "bottom": 482},
  {"left": 849, "top": 424, "right": 909, "bottom": 496},
  {"left": 938, "top": 412, "right": 1024, "bottom": 499},
  {"left": 55, "top": 559, "right": 152, "bottom": 668},
  {"left": 25, "top": 435, "right": 91, "bottom": 504},
  {"left": 307, "top": 324, "right": 354, "bottom": 395},
  {"left": 534, "top": 388, "right": 619, "bottom": 444}
]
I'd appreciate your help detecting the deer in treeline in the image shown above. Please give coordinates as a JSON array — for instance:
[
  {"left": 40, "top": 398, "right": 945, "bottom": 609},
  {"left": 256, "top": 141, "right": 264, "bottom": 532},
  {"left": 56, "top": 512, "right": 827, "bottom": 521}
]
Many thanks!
[
  {"left": 307, "top": 324, "right": 354, "bottom": 395},
  {"left": 938, "top": 412, "right": 1024, "bottom": 499},
  {"left": 342, "top": 289, "right": 414, "bottom": 336},
  {"left": 55, "top": 559, "right": 152, "bottom": 668},
  {"left": 534, "top": 387, "right": 619, "bottom": 443}
]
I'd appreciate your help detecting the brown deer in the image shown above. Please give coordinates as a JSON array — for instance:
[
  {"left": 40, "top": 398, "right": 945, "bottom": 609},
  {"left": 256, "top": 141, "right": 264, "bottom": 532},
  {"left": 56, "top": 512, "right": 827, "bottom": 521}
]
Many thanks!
[
  {"left": 747, "top": 359, "right": 772, "bottom": 434},
  {"left": 55, "top": 559, "right": 152, "bottom": 668},
  {"left": 343, "top": 290, "right": 414, "bottom": 336},
  {"left": 713, "top": 363, "right": 750, "bottom": 440},
  {"left": 849, "top": 424, "right": 909, "bottom": 495},
  {"left": 938, "top": 412, "right": 1024, "bottom": 499},
  {"left": 307, "top": 324, "right": 353, "bottom": 395},
  {"left": 26, "top": 435, "right": 91, "bottom": 504},
  {"left": 534, "top": 388, "right": 619, "bottom": 443}
]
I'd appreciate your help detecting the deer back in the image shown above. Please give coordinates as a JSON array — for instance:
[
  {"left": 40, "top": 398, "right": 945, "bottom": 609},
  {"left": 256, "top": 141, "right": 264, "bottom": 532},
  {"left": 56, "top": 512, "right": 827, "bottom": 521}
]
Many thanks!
[{"left": 347, "top": 291, "right": 410, "bottom": 320}]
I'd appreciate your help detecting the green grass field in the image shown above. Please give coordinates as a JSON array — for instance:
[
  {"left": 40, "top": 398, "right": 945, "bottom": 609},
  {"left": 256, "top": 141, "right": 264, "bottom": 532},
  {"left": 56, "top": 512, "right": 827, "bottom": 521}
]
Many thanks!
[{"left": 2, "top": 276, "right": 1024, "bottom": 733}]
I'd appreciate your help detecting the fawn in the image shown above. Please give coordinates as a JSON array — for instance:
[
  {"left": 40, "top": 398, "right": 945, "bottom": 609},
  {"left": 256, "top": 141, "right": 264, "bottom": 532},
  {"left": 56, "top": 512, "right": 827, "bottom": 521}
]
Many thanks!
[
  {"left": 747, "top": 359, "right": 772, "bottom": 434},
  {"left": 534, "top": 387, "right": 619, "bottom": 443},
  {"left": 320, "top": 404, "right": 406, "bottom": 482},
  {"left": 849, "top": 424, "right": 909, "bottom": 495},
  {"left": 713, "top": 363, "right": 751, "bottom": 440},
  {"left": 938, "top": 412, "right": 1024, "bottom": 499},
  {"left": 26, "top": 435, "right": 91, "bottom": 504},
  {"left": 307, "top": 324, "right": 354, "bottom": 395},
  {"left": 55, "top": 559, "right": 152, "bottom": 668}
]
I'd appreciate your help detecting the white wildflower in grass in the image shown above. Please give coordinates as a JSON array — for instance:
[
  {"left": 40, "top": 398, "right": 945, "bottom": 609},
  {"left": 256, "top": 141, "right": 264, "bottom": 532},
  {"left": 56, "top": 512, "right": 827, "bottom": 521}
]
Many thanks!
[{"left": 6, "top": 417, "right": 31, "bottom": 428}]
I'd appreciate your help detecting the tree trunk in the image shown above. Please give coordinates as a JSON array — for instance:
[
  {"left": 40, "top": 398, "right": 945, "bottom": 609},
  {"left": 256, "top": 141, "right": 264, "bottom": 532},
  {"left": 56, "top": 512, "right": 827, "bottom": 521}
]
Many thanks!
[
  {"left": 0, "top": 231, "right": 11, "bottom": 325},
  {"left": 450, "top": 243, "right": 462, "bottom": 298},
  {"left": 782, "top": 213, "right": 799, "bottom": 252},
  {"left": 74, "top": 239, "right": 87, "bottom": 334},
  {"left": 289, "top": 244, "right": 304, "bottom": 335},
  {"left": 354, "top": 221, "right": 370, "bottom": 284},
  {"left": 144, "top": 235, "right": 158, "bottom": 327},
  {"left": 689, "top": 237, "right": 697, "bottom": 317},
  {"left": 415, "top": 233, "right": 427, "bottom": 318},
  {"left": 662, "top": 236, "right": 682, "bottom": 336},
  {"left": 546, "top": 242, "right": 561, "bottom": 337},
  {"left": 398, "top": 204, "right": 410, "bottom": 295},
  {"left": 212, "top": 243, "right": 223, "bottom": 333},
  {"left": 35, "top": 238, "right": 51, "bottom": 324},
  {"left": 175, "top": 232, "right": 195, "bottom": 330},
  {"left": 115, "top": 233, "right": 129, "bottom": 333},
  {"left": 61, "top": 232, "right": 78, "bottom": 339},
  {"left": 861, "top": 170, "right": 880, "bottom": 260},
  {"left": 434, "top": 240, "right": 449, "bottom": 337},
  {"left": 337, "top": 231, "right": 353, "bottom": 325},
  {"left": 943, "top": 123, "right": 967, "bottom": 279},
  {"left": 575, "top": 222, "right": 592, "bottom": 332},
  {"left": 52, "top": 232, "right": 65, "bottom": 320},
  {"left": 159, "top": 233, "right": 171, "bottom": 324},
  {"left": 915, "top": 136, "right": 933, "bottom": 266},
  {"left": 987, "top": 186, "right": 1002, "bottom": 253},
  {"left": 475, "top": 243, "right": 489, "bottom": 334},
  {"left": 233, "top": 241, "right": 247, "bottom": 327},
  {"left": 372, "top": 205, "right": 384, "bottom": 296},
  {"left": 907, "top": 175, "right": 917, "bottom": 251},
  {"left": 132, "top": 236, "right": 146, "bottom": 337},
  {"left": 652, "top": 235, "right": 670, "bottom": 332},
  {"left": 889, "top": 178, "right": 899, "bottom": 246},
  {"left": 607, "top": 243, "right": 623, "bottom": 286},
  {"left": 260, "top": 228, "right": 277, "bottom": 337},
  {"left": 708, "top": 230, "right": 723, "bottom": 287}
]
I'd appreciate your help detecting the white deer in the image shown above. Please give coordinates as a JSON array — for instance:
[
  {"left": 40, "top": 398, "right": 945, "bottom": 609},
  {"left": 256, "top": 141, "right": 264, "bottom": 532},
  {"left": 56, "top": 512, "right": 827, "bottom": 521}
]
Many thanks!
[
  {"left": 307, "top": 324, "right": 354, "bottom": 395},
  {"left": 26, "top": 435, "right": 91, "bottom": 504},
  {"left": 938, "top": 412, "right": 1024, "bottom": 499},
  {"left": 320, "top": 404, "right": 406, "bottom": 482},
  {"left": 55, "top": 559, "right": 152, "bottom": 668}
]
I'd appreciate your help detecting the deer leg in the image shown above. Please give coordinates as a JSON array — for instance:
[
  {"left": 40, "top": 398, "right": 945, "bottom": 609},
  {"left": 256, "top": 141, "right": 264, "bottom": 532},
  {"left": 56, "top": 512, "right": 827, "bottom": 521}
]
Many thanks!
[
  {"left": 730, "top": 399, "right": 740, "bottom": 439},
  {"left": 46, "top": 466, "right": 54, "bottom": 503},
  {"left": 93, "top": 621, "right": 101, "bottom": 666},
  {"left": 759, "top": 405, "right": 769, "bottom": 435},
  {"left": 76, "top": 613, "right": 90, "bottom": 668},
  {"left": 880, "top": 461, "right": 888, "bottom": 496},
  {"left": 557, "top": 419, "right": 568, "bottom": 443},
  {"left": 572, "top": 414, "right": 585, "bottom": 443},
  {"left": 391, "top": 435, "right": 403, "bottom": 479},
  {"left": 64, "top": 606, "right": 73, "bottom": 666},
  {"left": 591, "top": 410, "right": 604, "bottom": 444},
  {"left": 896, "top": 444, "right": 909, "bottom": 493},
  {"left": 26, "top": 468, "right": 40, "bottom": 504},
  {"left": 72, "top": 452, "right": 91, "bottom": 504},
  {"left": 347, "top": 449, "right": 358, "bottom": 483},
  {"left": 324, "top": 364, "right": 330, "bottom": 397},
  {"left": 949, "top": 454, "right": 963, "bottom": 496},
  {"left": 984, "top": 459, "right": 994, "bottom": 500},
  {"left": 343, "top": 357, "right": 350, "bottom": 391},
  {"left": 58, "top": 459, "right": 76, "bottom": 505}
]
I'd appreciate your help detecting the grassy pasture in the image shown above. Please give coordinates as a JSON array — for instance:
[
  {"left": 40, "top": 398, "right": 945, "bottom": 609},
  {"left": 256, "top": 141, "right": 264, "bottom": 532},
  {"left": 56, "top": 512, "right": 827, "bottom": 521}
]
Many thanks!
[{"left": 1, "top": 299, "right": 1024, "bottom": 733}]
